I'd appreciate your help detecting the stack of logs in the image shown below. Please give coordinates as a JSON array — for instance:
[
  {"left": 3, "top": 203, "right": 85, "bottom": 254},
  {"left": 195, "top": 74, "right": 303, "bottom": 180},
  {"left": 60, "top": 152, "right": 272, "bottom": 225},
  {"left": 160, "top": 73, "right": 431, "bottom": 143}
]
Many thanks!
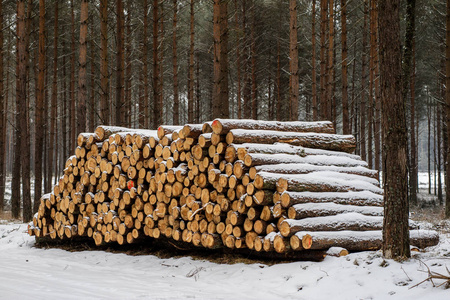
[{"left": 29, "top": 119, "right": 439, "bottom": 259}]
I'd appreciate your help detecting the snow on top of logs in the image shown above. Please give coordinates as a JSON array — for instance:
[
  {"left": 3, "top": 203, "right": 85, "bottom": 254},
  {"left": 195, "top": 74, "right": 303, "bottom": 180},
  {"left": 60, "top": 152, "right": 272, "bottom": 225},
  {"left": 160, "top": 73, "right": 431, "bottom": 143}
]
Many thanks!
[
  {"left": 40, "top": 193, "right": 52, "bottom": 200},
  {"left": 244, "top": 153, "right": 368, "bottom": 168},
  {"left": 255, "top": 171, "right": 382, "bottom": 194},
  {"left": 279, "top": 191, "right": 384, "bottom": 207},
  {"left": 228, "top": 142, "right": 361, "bottom": 160},
  {"left": 225, "top": 129, "right": 356, "bottom": 153},
  {"left": 289, "top": 202, "right": 384, "bottom": 219},
  {"left": 94, "top": 125, "right": 132, "bottom": 141},
  {"left": 280, "top": 213, "right": 384, "bottom": 236},
  {"left": 157, "top": 125, "right": 183, "bottom": 139},
  {"left": 253, "top": 163, "right": 378, "bottom": 180},
  {"left": 211, "top": 119, "right": 335, "bottom": 135}
]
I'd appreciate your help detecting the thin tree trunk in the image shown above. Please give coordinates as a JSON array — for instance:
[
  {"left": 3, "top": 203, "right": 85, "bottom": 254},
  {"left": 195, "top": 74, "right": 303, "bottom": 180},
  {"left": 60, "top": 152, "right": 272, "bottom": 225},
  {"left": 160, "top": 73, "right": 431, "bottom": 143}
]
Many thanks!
[
  {"left": 195, "top": 52, "right": 201, "bottom": 123},
  {"left": 152, "top": 0, "right": 161, "bottom": 128},
  {"left": 341, "top": 0, "right": 349, "bottom": 133},
  {"left": 100, "top": 0, "right": 109, "bottom": 125},
  {"left": 172, "top": 0, "right": 179, "bottom": 125},
  {"left": 428, "top": 93, "right": 432, "bottom": 194},
  {"left": 360, "top": 0, "right": 368, "bottom": 162},
  {"left": 319, "top": 0, "right": 327, "bottom": 120},
  {"left": 368, "top": 0, "right": 375, "bottom": 169},
  {"left": 410, "top": 39, "right": 418, "bottom": 205},
  {"left": 0, "top": 0, "right": 5, "bottom": 212},
  {"left": 445, "top": 0, "right": 450, "bottom": 218},
  {"left": 235, "top": 0, "right": 242, "bottom": 119},
  {"left": 12, "top": 1, "right": 25, "bottom": 219},
  {"left": 89, "top": 18, "right": 96, "bottom": 130},
  {"left": 158, "top": 1, "right": 164, "bottom": 124},
  {"left": 312, "top": 0, "right": 318, "bottom": 121},
  {"left": 379, "top": 0, "right": 410, "bottom": 259},
  {"left": 141, "top": 0, "right": 149, "bottom": 128},
  {"left": 275, "top": 7, "right": 281, "bottom": 121},
  {"left": 34, "top": 0, "right": 45, "bottom": 213},
  {"left": 374, "top": 0, "right": 381, "bottom": 173},
  {"left": 116, "top": 0, "right": 125, "bottom": 126},
  {"left": 437, "top": 99, "right": 443, "bottom": 203},
  {"left": 188, "top": 0, "right": 195, "bottom": 123},
  {"left": 125, "top": 2, "right": 132, "bottom": 126},
  {"left": 251, "top": 6, "right": 257, "bottom": 120},
  {"left": 70, "top": 0, "right": 76, "bottom": 150},
  {"left": 327, "top": 0, "right": 334, "bottom": 123},
  {"left": 212, "top": 0, "right": 229, "bottom": 119},
  {"left": 289, "top": 0, "right": 299, "bottom": 121},
  {"left": 48, "top": 0, "right": 59, "bottom": 209},
  {"left": 77, "top": 0, "right": 88, "bottom": 134},
  {"left": 62, "top": 38, "right": 68, "bottom": 160}
]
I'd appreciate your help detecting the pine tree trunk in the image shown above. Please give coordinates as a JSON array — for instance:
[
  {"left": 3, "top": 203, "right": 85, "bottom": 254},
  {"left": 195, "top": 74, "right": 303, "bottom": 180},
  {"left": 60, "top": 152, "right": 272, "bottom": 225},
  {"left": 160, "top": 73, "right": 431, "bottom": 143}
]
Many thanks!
[
  {"left": 125, "top": 2, "right": 132, "bottom": 126},
  {"left": 360, "top": 0, "right": 368, "bottom": 162},
  {"left": 152, "top": 0, "right": 161, "bottom": 128},
  {"left": 48, "top": 0, "right": 59, "bottom": 211},
  {"left": 311, "top": 0, "right": 317, "bottom": 121},
  {"left": 70, "top": 0, "right": 76, "bottom": 151},
  {"left": 445, "top": 0, "right": 450, "bottom": 218},
  {"left": 379, "top": 0, "right": 410, "bottom": 259},
  {"left": 89, "top": 19, "right": 96, "bottom": 130},
  {"left": 77, "top": 0, "right": 88, "bottom": 134},
  {"left": 327, "top": 0, "right": 334, "bottom": 122},
  {"left": 251, "top": 7, "right": 257, "bottom": 120},
  {"left": 100, "top": 0, "right": 109, "bottom": 125},
  {"left": 12, "top": 1, "right": 25, "bottom": 219},
  {"left": 34, "top": 0, "right": 45, "bottom": 213},
  {"left": 410, "top": 40, "right": 418, "bottom": 205},
  {"left": 0, "top": 0, "right": 5, "bottom": 212},
  {"left": 235, "top": 0, "right": 242, "bottom": 119},
  {"left": 212, "top": 0, "right": 229, "bottom": 119},
  {"left": 172, "top": 0, "right": 179, "bottom": 125},
  {"left": 289, "top": 0, "right": 299, "bottom": 121},
  {"left": 341, "top": 0, "right": 349, "bottom": 133},
  {"left": 319, "top": 0, "right": 327, "bottom": 120},
  {"left": 141, "top": 0, "right": 149, "bottom": 128},
  {"left": 188, "top": 0, "right": 195, "bottom": 123},
  {"left": 116, "top": 0, "right": 125, "bottom": 126}
]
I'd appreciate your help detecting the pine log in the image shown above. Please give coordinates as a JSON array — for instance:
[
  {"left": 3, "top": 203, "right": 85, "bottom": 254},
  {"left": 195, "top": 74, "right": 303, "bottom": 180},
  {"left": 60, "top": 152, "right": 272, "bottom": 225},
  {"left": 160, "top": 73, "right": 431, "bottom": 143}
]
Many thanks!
[
  {"left": 276, "top": 172, "right": 383, "bottom": 194},
  {"left": 181, "top": 124, "right": 204, "bottom": 139},
  {"left": 244, "top": 153, "right": 367, "bottom": 169},
  {"left": 249, "top": 163, "right": 377, "bottom": 180},
  {"left": 277, "top": 191, "right": 383, "bottom": 208},
  {"left": 95, "top": 125, "right": 131, "bottom": 141},
  {"left": 226, "top": 129, "right": 356, "bottom": 153},
  {"left": 211, "top": 119, "right": 335, "bottom": 135},
  {"left": 288, "top": 203, "right": 383, "bottom": 219},
  {"left": 279, "top": 213, "right": 384, "bottom": 237},
  {"left": 157, "top": 125, "right": 183, "bottom": 139},
  {"left": 290, "top": 230, "right": 439, "bottom": 251}
]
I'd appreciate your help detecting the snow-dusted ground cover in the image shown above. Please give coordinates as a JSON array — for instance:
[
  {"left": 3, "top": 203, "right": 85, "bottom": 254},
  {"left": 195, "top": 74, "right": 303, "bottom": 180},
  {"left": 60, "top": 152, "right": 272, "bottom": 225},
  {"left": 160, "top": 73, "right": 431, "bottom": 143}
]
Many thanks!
[{"left": 0, "top": 221, "right": 448, "bottom": 300}]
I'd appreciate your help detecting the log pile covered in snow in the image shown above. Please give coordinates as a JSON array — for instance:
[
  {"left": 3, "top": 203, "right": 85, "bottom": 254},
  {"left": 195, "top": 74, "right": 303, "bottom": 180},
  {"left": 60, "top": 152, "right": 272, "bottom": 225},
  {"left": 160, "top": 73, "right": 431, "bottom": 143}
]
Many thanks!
[{"left": 28, "top": 119, "right": 439, "bottom": 259}]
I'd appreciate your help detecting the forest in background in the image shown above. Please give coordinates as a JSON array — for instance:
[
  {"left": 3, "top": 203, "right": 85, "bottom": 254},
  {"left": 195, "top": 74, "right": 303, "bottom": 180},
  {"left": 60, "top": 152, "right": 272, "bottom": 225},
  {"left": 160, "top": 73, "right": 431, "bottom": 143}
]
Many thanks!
[{"left": 0, "top": 0, "right": 448, "bottom": 222}]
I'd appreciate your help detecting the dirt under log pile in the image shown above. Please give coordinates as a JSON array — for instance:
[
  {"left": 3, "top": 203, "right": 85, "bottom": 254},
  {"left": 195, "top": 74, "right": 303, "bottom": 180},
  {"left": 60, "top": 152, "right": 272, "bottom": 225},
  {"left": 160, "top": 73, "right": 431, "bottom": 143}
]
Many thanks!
[{"left": 29, "top": 119, "right": 439, "bottom": 260}]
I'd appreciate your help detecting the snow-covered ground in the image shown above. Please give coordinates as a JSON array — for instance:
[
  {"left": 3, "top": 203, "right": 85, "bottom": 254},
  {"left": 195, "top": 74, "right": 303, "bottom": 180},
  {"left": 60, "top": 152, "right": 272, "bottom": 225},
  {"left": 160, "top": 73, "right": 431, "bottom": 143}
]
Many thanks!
[
  {"left": 0, "top": 221, "right": 449, "bottom": 300},
  {"left": 0, "top": 173, "right": 449, "bottom": 299}
]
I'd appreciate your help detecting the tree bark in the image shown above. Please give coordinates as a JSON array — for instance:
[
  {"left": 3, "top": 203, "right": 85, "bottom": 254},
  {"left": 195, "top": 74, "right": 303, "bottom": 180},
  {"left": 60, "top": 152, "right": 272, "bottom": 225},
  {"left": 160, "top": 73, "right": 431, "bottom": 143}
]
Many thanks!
[
  {"left": 319, "top": 0, "right": 328, "bottom": 120},
  {"left": 141, "top": 0, "right": 149, "bottom": 128},
  {"left": 188, "top": 0, "right": 195, "bottom": 123},
  {"left": 152, "top": 0, "right": 161, "bottom": 128},
  {"left": 289, "top": 0, "right": 299, "bottom": 121},
  {"left": 70, "top": 0, "right": 76, "bottom": 151},
  {"left": 77, "top": 0, "right": 88, "bottom": 135},
  {"left": 311, "top": 0, "right": 317, "bottom": 121},
  {"left": 116, "top": 0, "right": 125, "bottom": 126},
  {"left": 379, "top": 0, "right": 410, "bottom": 259},
  {"left": 445, "top": 0, "right": 450, "bottom": 218},
  {"left": 172, "top": 0, "right": 179, "bottom": 125},
  {"left": 341, "top": 0, "right": 349, "bottom": 134},
  {"left": 34, "top": 0, "right": 45, "bottom": 213},
  {"left": 100, "top": 0, "right": 109, "bottom": 125},
  {"left": 212, "top": 0, "right": 229, "bottom": 119}
]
